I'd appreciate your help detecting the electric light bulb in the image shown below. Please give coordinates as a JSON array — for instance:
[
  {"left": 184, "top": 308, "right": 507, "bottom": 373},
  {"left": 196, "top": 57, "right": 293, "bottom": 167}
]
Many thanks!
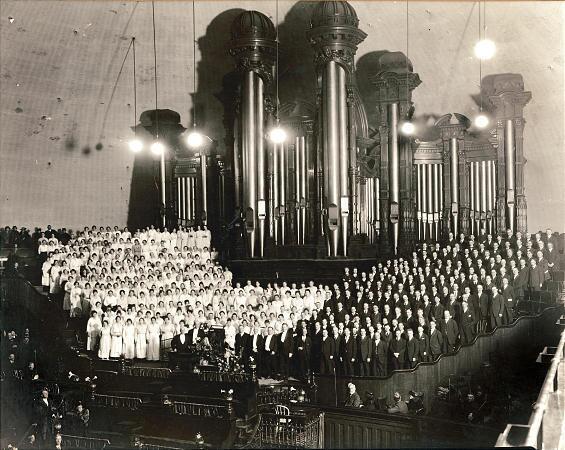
[
  {"left": 400, "top": 121, "right": 415, "bottom": 136},
  {"left": 269, "top": 126, "right": 287, "bottom": 144},
  {"left": 128, "top": 139, "right": 143, "bottom": 153},
  {"left": 474, "top": 39, "right": 496, "bottom": 60},
  {"left": 150, "top": 141, "right": 165, "bottom": 155},
  {"left": 474, "top": 114, "right": 489, "bottom": 129},
  {"left": 186, "top": 131, "right": 204, "bottom": 148}
]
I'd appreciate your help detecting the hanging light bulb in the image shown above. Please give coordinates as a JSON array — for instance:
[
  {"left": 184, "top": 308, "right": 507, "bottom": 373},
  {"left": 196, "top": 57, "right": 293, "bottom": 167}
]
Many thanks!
[
  {"left": 269, "top": 126, "right": 287, "bottom": 144},
  {"left": 150, "top": 141, "right": 165, "bottom": 155},
  {"left": 128, "top": 139, "right": 143, "bottom": 153},
  {"left": 400, "top": 121, "right": 415, "bottom": 136},
  {"left": 474, "top": 39, "right": 496, "bottom": 60},
  {"left": 474, "top": 114, "right": 490, "bottom": 129},
  {"left": 186, "top": 130, "right": 204, "bottom": 148}
]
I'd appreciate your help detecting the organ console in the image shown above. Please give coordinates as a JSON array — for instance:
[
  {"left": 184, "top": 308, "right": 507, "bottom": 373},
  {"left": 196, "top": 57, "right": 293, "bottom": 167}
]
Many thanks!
[{"left": 163, "top": 2, "right": 533, "bottom": 259}]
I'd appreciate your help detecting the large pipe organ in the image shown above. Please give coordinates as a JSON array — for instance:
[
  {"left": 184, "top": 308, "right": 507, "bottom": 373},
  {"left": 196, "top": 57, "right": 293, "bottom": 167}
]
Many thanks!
[{"left": 205, "top": 2, "right": 532, "bottom": 259}]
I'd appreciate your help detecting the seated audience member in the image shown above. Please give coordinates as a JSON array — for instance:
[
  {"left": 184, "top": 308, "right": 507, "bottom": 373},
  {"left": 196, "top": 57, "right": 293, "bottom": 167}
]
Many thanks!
[
  {"left": 344, "top": 383, "right": 361, "bottom": 408},
  {"left": 387, "top": 392, "right": 408, "bottom": 414}
]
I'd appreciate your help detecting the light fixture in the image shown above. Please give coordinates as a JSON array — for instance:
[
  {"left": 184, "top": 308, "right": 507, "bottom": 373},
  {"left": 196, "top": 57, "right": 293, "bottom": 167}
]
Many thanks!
[
  {"left": 128, "top": 139, "right": 143, "bottom": 153},
  {"left": 400, "top": 121, "right": 415, "bottom": 136},
  {"left": 474, "top": 39, "right": 496, "bottom": 60},
  {"left": 186, "top": 130, "right": 204, "bottom": 148},
  {"left": 269, "top": 126, "right": 287, "bottom": 144},
  {"left": 150, "top": 141, "right": 165, "bottom": 155},
  {"left": 474, "top": 114, "right": 489, "bottom": 129}
]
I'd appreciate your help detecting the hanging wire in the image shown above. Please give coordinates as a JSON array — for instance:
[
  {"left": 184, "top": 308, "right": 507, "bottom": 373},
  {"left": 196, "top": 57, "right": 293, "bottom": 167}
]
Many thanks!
[
  {"left": 152, "top": 1, "right": 159, "bottom": 138},
  {"left": 275, "top": 0, "right": 280, "bottom": 123},
  {"left": 192, "top": 0, "right": 197, "bottom": 128},
  {"left": 478, "top": 0, "right": 483, "bottom": 113},
  {"left": 405, "top": 0, "right": 409, "bottom": 115},
  {"left": 132, "top": 37, "right": 137, "bottom": 137}
]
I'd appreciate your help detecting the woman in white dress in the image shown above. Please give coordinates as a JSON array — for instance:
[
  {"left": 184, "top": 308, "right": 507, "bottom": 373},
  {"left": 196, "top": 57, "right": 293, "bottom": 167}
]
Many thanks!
[
  {"left": 146, "top": 317, "right": 161, "bottom": 361},
  {"left": 135, "top": 318, "right": 148, "bottom": 359},
  {"left": 224, "top": 318, "right": 236, "bottom": 350},
  {"left": 86, "top": 311, "right": 102, "bottom": 352},
  {"left": 109, "top": 316, "right": 124, "bottom": 358},
  {"left": 41, "top": 259, "right": 52, "bottom": 292},
  {"left": 122, "top": 319, "right": 136, "bottom": 359},
  {"left": 98, "top": 320, "right": 111, "bottom": 359},
  {"left": 62, "top": 278, "right": 73, "bottom": 314},
  {"left": 160, "top": 316, "right": 175, "bottom": 351},
  {"left": 70, "top": 282, "right": 83, "bottom": 318}
]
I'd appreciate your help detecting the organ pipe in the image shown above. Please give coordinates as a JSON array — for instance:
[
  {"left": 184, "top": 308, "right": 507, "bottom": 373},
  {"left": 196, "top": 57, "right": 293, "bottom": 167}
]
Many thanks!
[
  {"left": 480, "top": 160, "right": 487, "bottom": 231},
  {"left": 255, "top": 78, "right": 265, "bottom": 258},
  {"left": 388, "top": 102, "right": 400, "bottom": 254},
  {"left": 300, "top": 136, "right": 307, "bottom": 245},
  {"left": 427, "top": 163, "right": 433, "bottom": 240},
  {"left": 433, "top": 164, "right": 439, "bottom": 241},
  {"left": 242, "top": 70, "right": 257, "bottom": 257},
  {"left": 272, "top": 143, "right": 279, "bottom": 245},
  {"left": 486, "top": 160, "right": 492, "bottom": 234},
  {"left": 160, "top": 153, "right": 166, "bottom": 228},
  {"left": 469, "top": 162, "right": 475, "bottom": 235},
  {"left": 416, "top": 165, "right": 422, "bottom": 241},
  {"left": 338, "top": 67, "right": 349, "bottom": 256},
  {"left": 449, "top": 137, "right": 459, "bottom": 236},
  {"left": 505, "top": 119, "right": 516, "bottom": 232},
  {"left": 325, "top": 61, "right": 340, "bottom": 257},
  {"left": 278, "top": 143, "right": 286, "bottom": 245},
  {"left": 438, "top": 164, "right": 443, "bottom": 239},
  {"left": 200, "top": 155, "right": 208, "bottom": 226},
  {"left": 473, "top": 162, "right": 480, "bottom": 235}
]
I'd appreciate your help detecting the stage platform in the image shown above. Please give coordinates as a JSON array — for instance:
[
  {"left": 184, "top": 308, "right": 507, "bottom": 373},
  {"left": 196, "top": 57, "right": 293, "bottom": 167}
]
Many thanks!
[{"left": 226, "top": 257, "right": 378, "bottom": 285}]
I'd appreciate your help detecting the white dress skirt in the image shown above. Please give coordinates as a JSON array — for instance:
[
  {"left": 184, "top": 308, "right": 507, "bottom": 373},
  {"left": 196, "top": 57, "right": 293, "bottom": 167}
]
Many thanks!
[
  {"left": 110, "top": 324, "right": 123, "bottom": 358},
  {"left": 98, "top": 327, "right": 111, "bottom": 359},
  {"left": 135, "top": 324, "right": 148, "bottom": 359},
  {"left": 86, "top": 318, "right": 102, "bottom": 351},
  {"left": 122, "top": 325, "right": 136, "bottom": 359},
  {"left": 146, "top": 323, "right": 161, "bottom": 361}
]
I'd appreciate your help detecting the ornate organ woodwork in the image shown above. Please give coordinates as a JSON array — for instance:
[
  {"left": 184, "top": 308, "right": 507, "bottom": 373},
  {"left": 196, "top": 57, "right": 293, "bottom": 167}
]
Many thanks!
[{"left": 222, "top": 2, "right": 532, "bottom": 258}]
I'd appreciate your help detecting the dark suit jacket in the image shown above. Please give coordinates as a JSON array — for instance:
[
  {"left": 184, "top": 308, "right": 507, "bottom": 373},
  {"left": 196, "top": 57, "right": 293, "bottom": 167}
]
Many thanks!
[
  {"left": 405, "top": 338, "right": 419, "bottom": 363},
  {"left": 340, "top": 336, "right": 357, "bottom": 362},
  {"left": 428, "top": 329, "right": 443, "bottom": 355},
  {"left": 235, "top": 333, "right": 249, "bottom": 356},
  {"left": 372, "top": 338, "right": 388, "bottom": 362},
  {"left": 171, "top": 333, "right": 190, "bottom": 352},
  {"left": 357, "top": 337, "right": 372, "bottom": 362},
  {"left": 295, "top": 336, "right": 311, "bottom": 359},
  {"left": 344, "top": 391, "right": 361, "bottom": 407},
  {"left": 417, "top": 333, "right": 430, "bottom": 359},
  {"left": 389, "top": 338, "right": 406, "bottom": 361},
  {"left": 321, "top": 337, "right": 336, "bottom": 362},
  {"left": 249, "top": 333, "right": 264, "bottom": 355},
  {"left": 278, "top": 331, "right": 294, "bottom": 356},
  {"left": 186, "top": 328, "right": 205, "bottom": 345},
  {"left": 490, "top": 294, "right": 505, "bottom": 319},
  {"left": 440, "top": 319, "right": 459, "bottom": 347}
]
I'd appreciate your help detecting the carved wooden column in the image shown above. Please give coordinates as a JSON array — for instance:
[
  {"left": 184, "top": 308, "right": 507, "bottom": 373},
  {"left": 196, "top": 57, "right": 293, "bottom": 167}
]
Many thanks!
[
  {"left": 484, "top": 74, "right": 531, "bottom": 234},
  {"left": 371, "top": 52, "right": 421, "bottom": 254}
]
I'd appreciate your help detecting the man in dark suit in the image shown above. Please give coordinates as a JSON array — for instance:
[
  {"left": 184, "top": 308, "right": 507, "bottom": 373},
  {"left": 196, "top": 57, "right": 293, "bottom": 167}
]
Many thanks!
[
  {"left": 171, "top": 323, "right": 190, "bottom": 352},
  {"left": 459, "top": 301, "right": 476, "bottom": 345},
  {"left": 357, "top": 328, "right": 372, "bottom": 376},
  {"left": 439, "top": 310, "right": 459, "bottom": 354},
  {"left": 295, "top": 327, "right": 311, "bottom": 381},
  {"left": 339, "top": 328, "right": 357, "bottom": 376},
  {"left": 477, "top": 284, "right": 490, "bottom": 333},
  {"left": 389, "top": 329, "right": 406, "bottom": 371},
  {"left": 344, "top": 383, "right": 361, "bottom": 408},
  {"left": 187, "top": 322, "right": 205, "bottom": 347},
  {"left": 320, "top": 329, "right": 335, "bottom": 375},
  {"left": 35, "top": 387, "right": 54, "bottom": 443},
  {"left": 262, "top": 327, "right": 277, "bottom": 378},
  {"left": 501, "top": 277, "right": 515, "bottom": 324},
  {"left": 416, "top": 326, "right": 430, "bottom": 362},
  {"left": 277, "top": 323, "right": 294, "bottom": 379},
  {"left": 310, "top": 322, "right": 323, "bottom": 374},
  {"left": 235, "top": 325, "right": 249, "bottom": 360},
  {"left": 249, "top": 326, "right": 264, "bottom": 375},
  {"left": 405, "top": 329, "right": 419, "bottom": 369},
  {"left": 490, "top": 286, "right": 505, "bottom": 329},
  {"left": 529, "top": 258, "right": 544, "bottom": 292},
  {"left": 371, "top": 332, "right": 388, "bottom": 376}
]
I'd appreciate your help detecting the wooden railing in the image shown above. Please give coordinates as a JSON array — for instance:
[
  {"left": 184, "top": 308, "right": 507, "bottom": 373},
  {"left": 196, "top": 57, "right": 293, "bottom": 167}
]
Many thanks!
[
  {"left": 246, "top": 412, "right": 323, "bottom": 449},
  {"left": 495, "top": 319, "right": 565, "bottom": 448},
  {"left": 171, "top": 401, "right": 231, "bottom": 418},
  {"left": 91, "top": 393, "right": 142, "bottom": 410},
  {"left": 59, "top": 434, "right": 111, "bottom": 449},
  {"left": 257, "top": 382, "right": 313, "bottom": 406},
  {"left": 122, "top": 366, "right": 172, "bottom": 379}
]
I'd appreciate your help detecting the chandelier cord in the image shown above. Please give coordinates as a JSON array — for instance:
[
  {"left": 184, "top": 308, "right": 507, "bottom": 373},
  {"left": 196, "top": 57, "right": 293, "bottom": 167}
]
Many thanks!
[
  {"left": 132, "top": 37, "right": 137, "bottom": 138},
  {"left": 192, "top": 0, "right": 197, "bottom": 128},
  {"left": 152, "top": 1, "right": 159, "bottom": 138}
]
